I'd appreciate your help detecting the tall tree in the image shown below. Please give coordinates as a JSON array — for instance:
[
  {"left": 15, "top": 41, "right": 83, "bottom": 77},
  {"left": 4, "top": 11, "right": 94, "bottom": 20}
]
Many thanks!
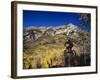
[{"left": 79, "top": 13, "right": 91, "bottom": 26}]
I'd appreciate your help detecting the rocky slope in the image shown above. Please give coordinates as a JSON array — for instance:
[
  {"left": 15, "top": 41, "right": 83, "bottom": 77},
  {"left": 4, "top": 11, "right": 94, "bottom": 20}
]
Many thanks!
[{"left": 24, "top": 23, "right": 90, "bottom": 55}]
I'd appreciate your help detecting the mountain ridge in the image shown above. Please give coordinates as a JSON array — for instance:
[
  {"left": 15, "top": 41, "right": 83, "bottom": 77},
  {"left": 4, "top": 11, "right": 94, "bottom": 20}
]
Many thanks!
[{"left": 23, "top": 23, "right": 91, "bottom": 69}]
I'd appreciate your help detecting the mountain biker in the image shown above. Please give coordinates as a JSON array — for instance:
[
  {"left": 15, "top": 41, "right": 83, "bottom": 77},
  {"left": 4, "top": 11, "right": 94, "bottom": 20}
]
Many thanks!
[{"left": 63, "top": 39, "right": 76, "bottom": 66}]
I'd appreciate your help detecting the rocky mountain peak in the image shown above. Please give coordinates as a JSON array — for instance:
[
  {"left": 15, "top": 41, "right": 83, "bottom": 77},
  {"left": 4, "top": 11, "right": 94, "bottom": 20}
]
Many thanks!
[
  {"left": 66, "top": 23, "right": 79, "bottom": 36},
  {"left": 67, "top": 23, "right": 79, "bottom": 31}
]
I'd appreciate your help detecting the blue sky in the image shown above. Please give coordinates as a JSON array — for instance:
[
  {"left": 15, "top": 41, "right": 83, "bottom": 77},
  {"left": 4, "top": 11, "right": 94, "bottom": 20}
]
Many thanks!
[{"left": 23, "top": 10, "right": 91, "bottom": 32}]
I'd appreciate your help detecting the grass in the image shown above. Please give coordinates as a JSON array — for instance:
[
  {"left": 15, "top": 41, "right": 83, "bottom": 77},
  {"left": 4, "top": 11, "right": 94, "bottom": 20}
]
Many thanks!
[{"left": 23, "top": 42, "right": 65, "bottom": 69}]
